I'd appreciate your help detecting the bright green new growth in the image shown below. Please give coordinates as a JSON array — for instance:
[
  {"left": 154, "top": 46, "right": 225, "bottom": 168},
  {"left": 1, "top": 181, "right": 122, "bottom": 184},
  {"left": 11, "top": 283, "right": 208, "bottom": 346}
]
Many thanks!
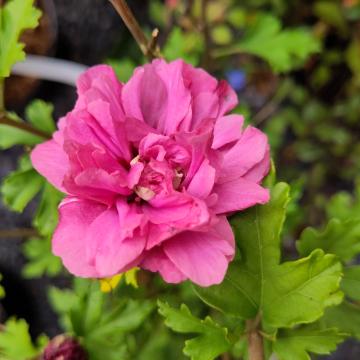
[
  {"left": 0, "top": 318, "right": 47, "bottom": 360},
  {"left": 215, "top": 14, "right": 321, "bottom": 73},
  {"left": 194, "top": 183, "right": 343, "bottom": 329},
  {"left": 274, "top": 324, "right": 346, "bottom": 360},
  {"left": 158, "top": 301, "right": 230, "bottom": 360},
  {"left": 0, "top": 0, "right": 41, "bottom": 77}
]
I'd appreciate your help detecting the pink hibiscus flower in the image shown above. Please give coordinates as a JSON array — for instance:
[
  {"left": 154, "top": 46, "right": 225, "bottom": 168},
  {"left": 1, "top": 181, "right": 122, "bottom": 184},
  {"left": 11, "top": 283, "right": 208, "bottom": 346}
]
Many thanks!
[{"left": 31, "top": 59, "right": 270, "bottom": 287}]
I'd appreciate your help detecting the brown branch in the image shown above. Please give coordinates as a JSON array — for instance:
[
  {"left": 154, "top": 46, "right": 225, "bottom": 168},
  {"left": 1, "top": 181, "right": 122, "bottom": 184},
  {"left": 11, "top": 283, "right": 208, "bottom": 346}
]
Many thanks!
[
  {"left": 108, "top": 0, "right": 160, "bottom": 60},
  {"left": 200, "top": 0, "right": 212, "bottom": 70},
  {"left": 0, "top": 228, "right": 39, "bottom": 239},
  {"left": 0, "top": 113, "right": 51, "bottom": 140},
  {"left": 246, "top": 314, "right": 264, "bottom": 360}
]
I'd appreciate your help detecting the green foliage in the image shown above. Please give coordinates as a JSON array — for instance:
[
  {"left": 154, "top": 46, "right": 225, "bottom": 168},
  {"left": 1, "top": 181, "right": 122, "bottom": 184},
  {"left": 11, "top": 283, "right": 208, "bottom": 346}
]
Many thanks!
[
  {"left": 215, "top": 13, "right": 321, "bottom": 72},
  {"left": 322, "top": 302, "right": 360, "bottom": 340},
  {"left": 0, "top": 0, "right": 41, "bottom": 77},
  {"left": 194, "top": 183, "right": 343, "bottom": 328},
  {"left": 274, "top": 324, "right": 346, "bottom": 360},
  {"left": 0, "top": 318, "right": 47, "bottom": 360},
  {"left": 297, "top": 219, "right": 360, "bottom": 262},
  {"left": 1, "top": 155, "right": 44, "bottom": 212},
  {"left": 158, "top": 301, "right": 230, "bottom": 360},
  {"left": 33, "top": 182, "right": 63, "bottom": 236},
  {"left": 25, "top": 100, "right": 56, "bottom": 134},
  {"left": 106, "top": 59, "right": 136, "bottom": 83},
  {"left": 326, "top": 179, "right": 360, "bottom": 221},
  {"left": 22, "top": 237, "right": 62, "bottom": 278},
  {"left": 49, "top": 279, "right": 155, "bottom": 360},
  {"left": 0, "top": 99, "right": 55, "bottom": 149},
  {"left": 163, "top": 28, "right": 203, "bottom": 66},
  {"left": 0, "top": 114, "right": 44, "bottom": 150}
]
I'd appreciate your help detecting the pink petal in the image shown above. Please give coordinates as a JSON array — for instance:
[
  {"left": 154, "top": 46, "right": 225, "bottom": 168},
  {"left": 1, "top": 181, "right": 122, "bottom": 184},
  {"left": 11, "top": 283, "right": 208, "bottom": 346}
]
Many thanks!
[
  {"left": 219, "top": 126, "right": 268, "bottom": 183},
  {"left": 139, "top": 63, "right": 168, "bottom": 129},
  {"left": 190, "top": 92, "right": 219, "bottom": 129},
  {"left": 52, "top": 198, "right": 106, "bottom": 277},
  {"left": 216, "top": 80, "right": 238, "bottom": 116},
  {"left": 163, "top": 229, "right": 234, "bottom": 287},
  {"left": 31, "top": 140, "right": 68, "bottom": 192},
  {"left": 125, "top": 117, "right": 158, "bottom": 144},
  {"left": 86, "top": 200, "right": 145, "bottom": 276},
  {"left": 243, "top": 146, "right": 271, "bottom": 183},
  {"left": 212, "top": 115, "right": 244, "bottom": 150},
  {"left": 182, "top": 62, "right": 218, "bottom": 95},
  {"left": 212, "top": 177, "right": 270, "bottom": 214},
  {"left": 187, "top": 159, "right": 216, "bottom": 199},
  {"left": 144, "top": 193, "right": 210, "bottom": 249},
  {"left": 121, "top": 66, "right": 145, "bottom": 122},
  {"left": 141, "top": 247, "right": 186, "bottom": 284},
  {"left": 153, "top": 59, "right": 192, "bottom": 134},
  {"left": 87, "top": 99, "right": 131, "bottom": 160}
]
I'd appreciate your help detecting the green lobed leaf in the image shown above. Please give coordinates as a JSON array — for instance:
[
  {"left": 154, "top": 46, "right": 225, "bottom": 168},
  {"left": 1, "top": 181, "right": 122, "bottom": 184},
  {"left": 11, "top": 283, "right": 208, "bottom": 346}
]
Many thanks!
[
  {"left": 194, "top": 183, "right": 343, "bottom": 328},
  {"left": 274, "top": 324, "right": 346, "bottom": 360},
  {"left": 341, "top": 266, "right": 360, "bottom": 301},
  {"left": 33, "top": 182, "right": 63, "bottom": 236},
  {"left": 22, "top": 237, "right": 62, "bottom": 278},
  {"left": 49, "top": 280, "right": 154, "bottom": 360},
  {"left": 0, "top": 0, "right": 42, "bottom": 77},
  {"left": 215, "top": 14, "right": 321, "bottom": 73},
  {"left": 0, "top": 318, "right": 47, "bottom": 360},
  {"left": 163, "top": 28, "right": 203, "bottom": 66},
  {"left": 1, "top": 162, "right": 44, "bottom": 212},
  {"left": 158, "top": 301, "right": 231, "bottom": 360},
  {"left": 326, "top": 178, "right": 360, "bottom": 221},
  {"left": 322, "top": 302, "right": 360, "bottom": 340},
  {"left": 25, "top": 99, "right": 56, "bottom": 134},
  {"left": 297, "top": 218, "right": 360, "bottom": 262}
]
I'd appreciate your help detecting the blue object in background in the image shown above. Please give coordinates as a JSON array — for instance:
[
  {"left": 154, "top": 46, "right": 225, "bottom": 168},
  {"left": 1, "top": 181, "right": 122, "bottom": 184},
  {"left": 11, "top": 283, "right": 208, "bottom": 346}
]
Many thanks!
[{"left": 226, "top": 69, "right": 246, "bottom": 92}]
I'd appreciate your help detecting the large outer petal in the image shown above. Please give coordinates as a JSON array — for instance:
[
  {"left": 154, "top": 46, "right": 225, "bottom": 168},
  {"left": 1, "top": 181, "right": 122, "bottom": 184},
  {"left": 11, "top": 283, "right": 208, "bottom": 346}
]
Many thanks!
[
  {"left": 162, "top": 217, "right": 235, "bottom": 287},
  {"left": 52, "top": 198, "right": 106, "bottom": 277},
  {"left": 86, "top": 199, "right": 145, "bottom": 276},
  {"left": 53, "top": 198, "right": 145, "bottom": 278},
  {"left": 141, "top": 247, "right": 186, "bottom": 284},
  {"left": 212, "top": 177, "right": 270, "bottom": 214},
  {"left": 75, "top": 65, "right": 131, "bottom": 160},
  {"left": 212, "top": 115, "right": 244, "bottom": 150},
  {"left": 218, "top": 126, "right": 269, "bottom": 183},
  {"left": 122, "top": 60, "right": 192, "bottom": 135},
  {"left": 31, "top": 139, "right": 68, "bottom": 192},
  {"left": 144, "top": 192, "right": 210, "bottom": 249}
]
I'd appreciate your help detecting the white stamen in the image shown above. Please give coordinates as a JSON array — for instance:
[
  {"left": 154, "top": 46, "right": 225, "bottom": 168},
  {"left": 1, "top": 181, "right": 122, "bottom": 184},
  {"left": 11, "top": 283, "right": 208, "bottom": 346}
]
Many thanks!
[{"left": 135, "top": 186, "right": 155, "bottom": 201}]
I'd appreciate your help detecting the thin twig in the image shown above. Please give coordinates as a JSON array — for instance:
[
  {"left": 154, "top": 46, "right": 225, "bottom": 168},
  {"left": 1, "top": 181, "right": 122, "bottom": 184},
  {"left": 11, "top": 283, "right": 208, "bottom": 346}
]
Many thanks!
[
  {"left": 108, "top": 0, "right": 160, "bottom": 60},
  {"left": 253, "top": 101, "right": 279, "bottom": 126},
  {"left": 0, "top": 113, "right": 51, "bottom": 139},
  {"left": 246, "top": 313, "right": 264, "bottom": 360},
  {"left": 148, "top": 28, "right": 161, "bottom": 57},
  {"left": 0, "top": 228, "right": 39, "bottom": 238},
  {"left": 200, "top": 0, "right": 212, "bottom": 69}
]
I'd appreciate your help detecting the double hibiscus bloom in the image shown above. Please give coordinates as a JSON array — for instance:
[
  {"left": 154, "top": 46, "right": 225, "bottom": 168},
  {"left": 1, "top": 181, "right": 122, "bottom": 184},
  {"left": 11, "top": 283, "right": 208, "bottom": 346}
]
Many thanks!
[{"left": 31, "top": 60, "right": 270, "bottom": 287}]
